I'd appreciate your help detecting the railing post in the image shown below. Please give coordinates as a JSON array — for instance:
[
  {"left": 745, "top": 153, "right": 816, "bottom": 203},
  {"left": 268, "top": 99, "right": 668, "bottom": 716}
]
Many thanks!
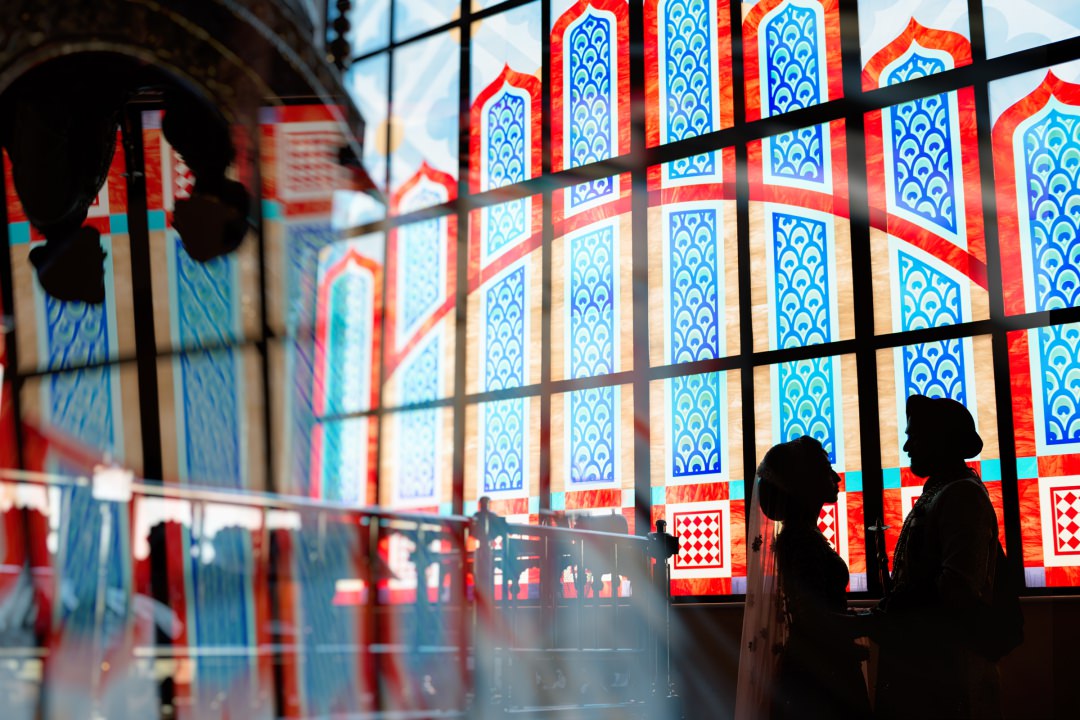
[
  {"left": 471, "top": 497, "right": 506, "bottom": 718},
  {"left": 648, "top": 519, "right": 680, "bottom": 718}
]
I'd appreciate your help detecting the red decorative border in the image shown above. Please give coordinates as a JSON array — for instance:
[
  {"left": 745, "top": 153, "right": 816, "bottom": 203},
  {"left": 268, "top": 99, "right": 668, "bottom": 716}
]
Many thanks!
[
  {"left": 993, "top": 71, "right": 1080, "bottom": 315},
  {"left": 385, "top": 164, "right": 458, "bottom": 379},
  {"left": 469, "top": 65, "right": 542, "bottom": 195},
  {"left": 552, "top": 0, "right": 631, "bottom": 173},
  {"left": 862, "top": 18, "right": 971, "bottom": 92},
  {"left": 310, "top": 250, "right": 383, "bottom": 501}
]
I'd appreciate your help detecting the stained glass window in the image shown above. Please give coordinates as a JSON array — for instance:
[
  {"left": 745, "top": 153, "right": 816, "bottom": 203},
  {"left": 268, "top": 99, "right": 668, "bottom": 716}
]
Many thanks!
[
  {"left": 754, "top": 355, "right": 867, "bottom": 588},
  {"left": 390, "top": 32, "right": 459, "bottom": 209},
  {"left": 381, "top": 407, "right": 455, "bottom": 512},
  {"left": 991, "top": 62, "right": 1080, "bottom": 587},
  {"left": 857, "top": 0, "right": 971, "bottom": 90},
  {"left": 646, "top": 0, "right": 733, "bottom": 153},
  {"left": 394, "top": 0, "right": 459, "bottom": 42},
  {"left": 983, "top": 0, "right": 1080, "bottom": 59},
  {"left": 341, "top": 54, "right": 390, "bottom": 228}
]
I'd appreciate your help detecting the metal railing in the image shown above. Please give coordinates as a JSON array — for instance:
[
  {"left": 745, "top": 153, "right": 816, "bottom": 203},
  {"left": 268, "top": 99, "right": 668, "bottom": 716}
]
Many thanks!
[{"left": 0, "top": 469, "right": 679, "bottom": 719}]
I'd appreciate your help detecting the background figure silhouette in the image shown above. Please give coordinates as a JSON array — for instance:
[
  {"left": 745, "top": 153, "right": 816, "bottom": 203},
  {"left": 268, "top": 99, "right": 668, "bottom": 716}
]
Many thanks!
[
  {"left": 736, "top": 436, "right": 871, "bottom": 720},
  {"left": 874, "top": 394, "right": 1002, "bottom": 719}
]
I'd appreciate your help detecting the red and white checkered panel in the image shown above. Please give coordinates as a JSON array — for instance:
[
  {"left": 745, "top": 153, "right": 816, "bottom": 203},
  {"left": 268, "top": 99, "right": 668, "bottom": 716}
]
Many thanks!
[
  {"left": 667, "top": 500, "right": 731, "bottom": 580},
  {"left": 817, "top": 494, "right": 850, "bottom": 565},
  {"left": 278, "top": 124, "right": 346, "bottom": 202},
  {"left": 1040, "top": 477, "right": 1080, "bottom": 566},
  {"left": 162, "top": 146, "right": 195, "bottom": 212},
  {"left": 86, "top": 181, "right": 110, "bottom": 218}
]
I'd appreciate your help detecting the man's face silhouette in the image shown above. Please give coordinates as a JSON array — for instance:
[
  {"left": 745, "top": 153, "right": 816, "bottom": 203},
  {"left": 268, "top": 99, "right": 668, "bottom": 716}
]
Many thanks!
[{"left": 904, "top": 415, "right": 943, "bottom": 478}]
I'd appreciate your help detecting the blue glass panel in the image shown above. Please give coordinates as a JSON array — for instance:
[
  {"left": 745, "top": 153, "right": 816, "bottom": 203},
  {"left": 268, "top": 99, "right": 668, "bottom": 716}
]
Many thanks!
[
  {"left": 320, "top": 417, "right": 366, "bottom": 503},
  {"left": 772, "top": 211, "right": 832, "bottom": 348},
  {"left": 662, "top": 0, "right": 715, "bottom": 177},
  {"left": 1036, "top": 323, "right": 1080, "bottom": 447},
  {"left": 569, "top": 225, "right": 616, "bottom": 379},
  {"left": 671, "top": 373, "right": 722, "bottom": 478},
  {"left": 884, "top": 53, "right": 958, "bottom": 236},
  {"left": 486, "top": 90, "right": 527, "bottom": 189},
  {"left": 778, "top": 357, "right": 837, "bottom": 464},
  {"left": 898, "top": 250, "right": 967, "bottom": 405},
  {"left": 764, "top": 2, "right": 825, "bottom": 182},
  {"left": 669, "top": 208, "right": 721, "bottom": 362},
  {"left": 1021, "top": 108, "right": 1080, "bottom": 313},
  {"left": 397, "top": 338, "right": 441, "bottom": 501},
  {"left": 484, "top": 199, "right": 528, "bottom": 259},
  {"left": 483, "top": 398, "right": 526, "bottom": 492},
  {"left": 568, "top": 11, "right": 615, "bottom": 206},
  {"left": 325, "top": 269, "right": 373, "bottom": 416},
  {"left": 569, "top": 386, "right": 616, "bottom": 484},
  {"left": 484, "top": 266, "right": 526, "bottom": 392},
  {"left": 399, "top": 219, "right": 443, "bottom": 335}
]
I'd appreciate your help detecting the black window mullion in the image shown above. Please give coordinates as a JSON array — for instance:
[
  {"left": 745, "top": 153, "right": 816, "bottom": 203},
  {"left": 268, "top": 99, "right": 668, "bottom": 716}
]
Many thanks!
[
  {"left": 730, "top": 0, "right": 758, "bottom": 524},
  {"left": 840, "top": 0, "right": 885, "bottom": 596},
  {"left": 540, "top": 0, "right": 553, "bottom": 516},
  {"left": 967, "top": 0, "right": 1025, "bottom": 583}
]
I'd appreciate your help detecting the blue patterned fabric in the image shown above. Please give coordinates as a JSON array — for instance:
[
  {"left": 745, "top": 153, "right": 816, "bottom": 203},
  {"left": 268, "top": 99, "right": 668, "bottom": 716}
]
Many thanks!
[
  {"left": 669, "top": 209, "right": 721, "bottom": 363},
  {"left": 770, "top": 210, "right": 838, "bottom": 463},
  {"left": 763, "top": 1, "right": 826, "bottom": 184},
  {"left": 1020, "top": 106, "right": 1080, "bottom": 447},
  {"left": 897, "top": 250, "right": 968, "bottom": 405},
  {"left": 885, "top": 53, "right": 959, "bottom": 237},
  {"left": 567, "top": 10, "right": 616, "bottom": 207},
  {"left": 661, "top": 0, "right": 715, "bottom": 178}
]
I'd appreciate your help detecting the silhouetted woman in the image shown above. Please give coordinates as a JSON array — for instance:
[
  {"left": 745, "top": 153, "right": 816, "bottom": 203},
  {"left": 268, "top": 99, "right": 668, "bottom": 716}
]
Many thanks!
[{"left": 735, "top": 436, "right": 871, "bottom": 719}]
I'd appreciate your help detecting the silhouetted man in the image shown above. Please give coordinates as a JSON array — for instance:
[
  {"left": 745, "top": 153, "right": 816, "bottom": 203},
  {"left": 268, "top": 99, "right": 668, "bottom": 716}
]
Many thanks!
[{"left": 874, "top": 394, "right": 1001, "bottom": 719}]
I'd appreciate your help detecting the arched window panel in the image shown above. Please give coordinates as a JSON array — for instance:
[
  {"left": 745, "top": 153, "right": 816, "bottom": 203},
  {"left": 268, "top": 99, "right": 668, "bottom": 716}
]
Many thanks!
[
  {"left": 551, "top": 382, "right": 635, "bottom": 528},
  {"left": 645, "top": 0, "right": 733, "bottom": 165},
  {"left": 983, "top": 0, "right": 1080, "bottom": 59},
  {"left": 875, "top": 338, "right": 1006, "bottom": 567},
  {"left": 551, "top": 174, "right": 632, "bottom": 382},
  {"left": 338, "top": 0, "right": 390, "bottom": 56},
  {"left": 384, "top": 208, "right": 457, "bottom": 408},
  {"left": 753, "top": 354, "right": 866, "bottom": 591},
  {"left": 5, "top": 142, "right": 136, "bottom": 374},
  {"left": 1008, "top": 322, "right": 1080, "bottom": 588},
  {"left": 19, "top": 366, "right": 142, "bottom": 472},
  {"left": 857, "top": 0, "right": 971, "bottom": 92},
  {"left": 742, "top": 0, "right": 842, "bottom": 121},
  {"left": 156, "top": 347, "right": 266, "bottom": 490},
  {"left": 990, "top": 63, "right": 1080, "bottom": 318},
  {"left": 747, "top": 122, "right": 854, "bottom": 353},
  {"left": 552, "top": 0, "right": 631, "bottom": 198},
  {"left": 394, "top": 0, "right": 459, "bottom": 43},
  {"left": 142, "top": 111, "right": 262, "bottom": 353},
  {"left": 466, "top": 196, "right": 543, "bottom": 394},
  {"left": 465, "top": 397, "right": 541, "bottom": 521},
  {"left": 647, "top": 159, "right": 739, "bottom": 367},
  {"left": 268, "top": 512, "right": 368, "bottom": 716},
  {"left": 470, "top": 3, "right": 543, "bottom": 190},
  {"left": 312, "top": 417, "right": 377, "bottom": 505},
  {"left": 389, "top": 32, "right": 459, "bottom": 211},
  {"left": 341, "top": 54, "right": 390, "bottom": 228},
  {"left": 864, "top": 29, "right": 988, "bottom": 335},
  {"left": 313, "top": 235, "right": 383, "bottom": 418},
  {"left": 649, "top": 369, "right": 743, "bottom": 596},
  {"left": 380, "top": 407, "right": 455, "bottom": 513}
]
